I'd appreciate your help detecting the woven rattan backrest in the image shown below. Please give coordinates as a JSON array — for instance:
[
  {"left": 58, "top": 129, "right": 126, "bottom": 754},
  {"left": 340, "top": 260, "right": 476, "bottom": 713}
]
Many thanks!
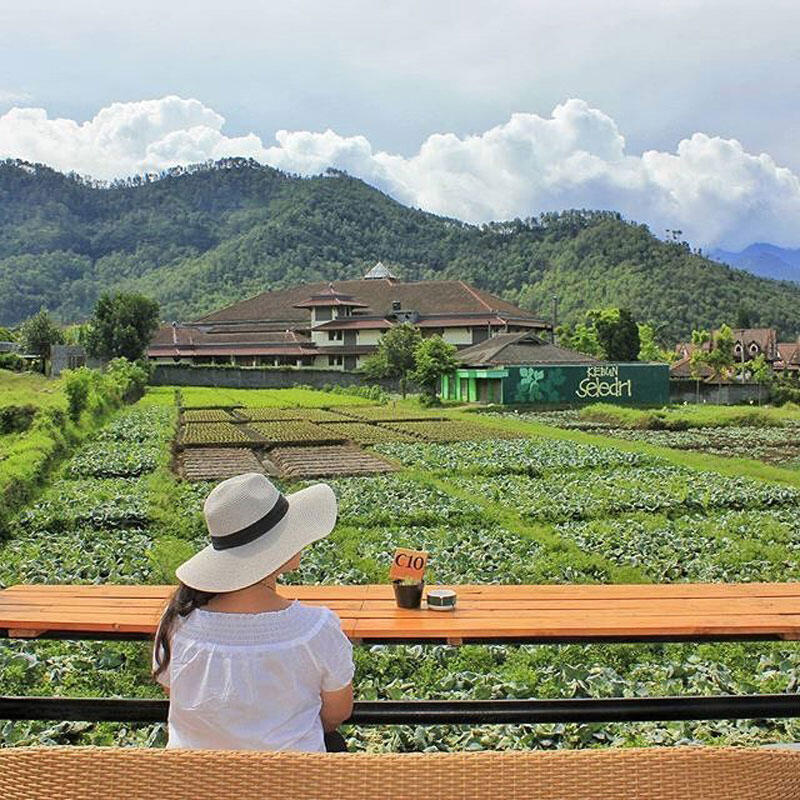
[{"left": 1, "top": 745, "right": 799, "bottom": 800}]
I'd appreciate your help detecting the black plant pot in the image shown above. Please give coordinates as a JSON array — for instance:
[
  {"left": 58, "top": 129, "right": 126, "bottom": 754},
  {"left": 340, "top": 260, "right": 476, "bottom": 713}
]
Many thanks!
[{"left": 393, "top": 580, "right": 424, "bottom": 609}]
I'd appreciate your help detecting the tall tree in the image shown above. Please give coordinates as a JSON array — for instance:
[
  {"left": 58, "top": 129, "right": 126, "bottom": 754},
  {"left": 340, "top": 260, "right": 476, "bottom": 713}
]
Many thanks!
[
  {"left": 412, "top": 335, "right": 459, "bottom": 403},
  {"left": 86, "top": 292, "right": 160, "bottom": 362},
  {"left": 18, "top": 309, "right": 64, "bottom": 372},
  {"left": 593, "top": 308, "right": 641, "bottom": 361},
  {"left": 637, "top": 323, "right": 673, "bottom": 363},
  {"left": 558, "top": 308, "right": 641, "bottom": 360},
  {"left": 705, "top": 324, "right": 736, "bottom": 403},
  {"left": 688, "top": 329, "right": 711, "bottom": 404},
  {"left": 361, "top": 322, "right": 421, "bottom": 398}
]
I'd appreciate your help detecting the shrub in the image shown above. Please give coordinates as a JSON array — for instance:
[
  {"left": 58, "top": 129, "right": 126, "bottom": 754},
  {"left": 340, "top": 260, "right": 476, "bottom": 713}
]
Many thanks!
[
  {"left": 320, "top": 382, "right": 389, "bottom": 404},
  {"left": 62, "top": 367, "right": 93, "bottom": 421},
  {"left": 0, "top": 404, "right": 37, "bottom": 434},
  {"left": 0, "top": 353, "right": 25, "bottom": 371},
  {"left": 105, "top": 358, "right": 149, "bottom": 403}
]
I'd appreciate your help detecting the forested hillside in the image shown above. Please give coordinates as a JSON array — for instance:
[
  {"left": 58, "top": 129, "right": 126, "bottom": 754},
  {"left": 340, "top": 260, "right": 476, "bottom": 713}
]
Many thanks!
[{"left": 2, "top": 157, "right": 799, "bottom": 341}]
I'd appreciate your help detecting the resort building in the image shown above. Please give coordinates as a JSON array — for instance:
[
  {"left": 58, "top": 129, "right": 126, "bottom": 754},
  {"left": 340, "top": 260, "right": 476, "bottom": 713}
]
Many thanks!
[{"left": 148, "top": 264, "right": 552, "bottom": 370}]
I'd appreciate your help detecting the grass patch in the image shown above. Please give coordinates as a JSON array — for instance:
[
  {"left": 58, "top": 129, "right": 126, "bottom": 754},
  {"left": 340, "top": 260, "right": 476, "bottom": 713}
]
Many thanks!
[{"left": 578, "top": 402, "right": 798, "bottom": 430}]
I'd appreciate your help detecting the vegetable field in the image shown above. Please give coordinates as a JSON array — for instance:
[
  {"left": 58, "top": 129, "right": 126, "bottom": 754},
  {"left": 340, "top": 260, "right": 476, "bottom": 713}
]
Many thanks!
[
  {"left": 3, "top": 387, "right": 800, "bottom": 752},
  {"left": 504, "top": 406, "right": 800, "bottom": 468}
]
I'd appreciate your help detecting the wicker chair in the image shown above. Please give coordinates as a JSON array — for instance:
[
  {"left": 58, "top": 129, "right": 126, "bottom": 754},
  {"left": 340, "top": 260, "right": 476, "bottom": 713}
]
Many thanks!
[{"left": 2, "top": 746, "right": 799, "bottom": 800}]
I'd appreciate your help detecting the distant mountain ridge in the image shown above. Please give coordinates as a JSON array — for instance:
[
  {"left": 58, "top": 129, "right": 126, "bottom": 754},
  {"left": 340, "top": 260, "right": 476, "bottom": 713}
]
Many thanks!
[
  {"left": 1, "top": 157, "right": 799, "bottom": 341},
  {"left": 711, "top": 243, "right": 800, "bottom": 283}
]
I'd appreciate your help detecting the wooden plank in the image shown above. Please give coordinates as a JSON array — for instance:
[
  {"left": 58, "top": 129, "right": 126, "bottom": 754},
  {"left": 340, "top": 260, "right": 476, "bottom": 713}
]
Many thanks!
[{"left": 351, "top": 614, "right": 800, "bottom": 639}]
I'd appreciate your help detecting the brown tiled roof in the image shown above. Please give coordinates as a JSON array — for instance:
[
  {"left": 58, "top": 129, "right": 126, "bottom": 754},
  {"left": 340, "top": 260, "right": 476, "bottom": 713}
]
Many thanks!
[
  {"left": 195, "top": 279, "right": 543, "bottom": 324},
  {"left": 669, "top": 355, "right": 715, "bottom": 380},
  {"left": 311, "top": 318, "right": 393, "bottom": 331},
  {"left": 150, "top": 326, "right": 310, "bottom": 347},
  {"left": 457, "top": 331, "right": 601, "bottom": 366},
  {"left": 729, "top": 327, "right": 778, "bottom": 359},
  {"left": 294, "top": 285, "right": 369, "bottom": 308},
  {"left": 148, "top": 325, "right": 315, "bottom": 358},
  {"left": 776, "top": 342, "right": 800, "bottom": 368},
  {"left": 416, "top": 315, "right": 542, "bottom": 328}
]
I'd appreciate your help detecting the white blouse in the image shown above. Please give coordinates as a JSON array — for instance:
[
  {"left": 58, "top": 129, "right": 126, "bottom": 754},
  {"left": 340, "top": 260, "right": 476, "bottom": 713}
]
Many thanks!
[{"left": 153, "top": 601, "right": 354, "bottom": 752}]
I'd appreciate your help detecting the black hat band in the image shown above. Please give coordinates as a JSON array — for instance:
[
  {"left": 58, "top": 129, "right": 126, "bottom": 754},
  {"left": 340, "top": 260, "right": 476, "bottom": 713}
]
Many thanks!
[{"left": 211, "top": 494, "right": 290, "bottom": 551}]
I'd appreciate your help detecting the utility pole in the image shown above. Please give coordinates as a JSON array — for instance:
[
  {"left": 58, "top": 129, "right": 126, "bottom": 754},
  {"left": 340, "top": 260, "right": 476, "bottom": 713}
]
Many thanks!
[{"left": 551, "top": 295, "right": 558, "bottom": 344}]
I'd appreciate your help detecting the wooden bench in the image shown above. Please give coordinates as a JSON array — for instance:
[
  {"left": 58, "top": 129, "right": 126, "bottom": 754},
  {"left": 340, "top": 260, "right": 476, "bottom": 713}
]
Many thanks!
[{"left": 1, "top": 745, "right": 799, "bottom": 799}]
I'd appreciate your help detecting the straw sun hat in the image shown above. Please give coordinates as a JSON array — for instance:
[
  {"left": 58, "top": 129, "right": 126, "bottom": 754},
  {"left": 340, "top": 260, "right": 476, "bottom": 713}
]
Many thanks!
[{"left": 175, "top": 473, "right": 337, "bottom": 593}]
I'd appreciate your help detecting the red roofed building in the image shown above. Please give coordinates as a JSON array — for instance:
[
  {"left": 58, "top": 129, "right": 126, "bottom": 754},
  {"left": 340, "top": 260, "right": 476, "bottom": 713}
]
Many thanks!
[{"left": 147, "top": 264, "right": 551, "bottom": 371}]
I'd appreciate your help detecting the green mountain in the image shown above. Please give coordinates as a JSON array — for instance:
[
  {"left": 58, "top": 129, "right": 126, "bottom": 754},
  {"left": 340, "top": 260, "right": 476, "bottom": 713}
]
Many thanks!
[{"left": 1, "top": 157, "right": 798, "bottom": 342}]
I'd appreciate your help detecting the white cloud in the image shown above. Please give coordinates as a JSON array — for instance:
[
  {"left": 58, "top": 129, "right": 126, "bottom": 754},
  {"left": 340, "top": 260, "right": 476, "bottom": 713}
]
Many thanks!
[
  {"left": 1, "top": 95, "right": 800, "bottom": 250},
  {"left": 0, "top": 89, "right": 33, "bottom": 105}
]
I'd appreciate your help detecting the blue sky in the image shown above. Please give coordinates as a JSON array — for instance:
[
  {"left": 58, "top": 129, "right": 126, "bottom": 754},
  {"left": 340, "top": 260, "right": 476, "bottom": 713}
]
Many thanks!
[{"left": 1, "top": 0, "right": 799, "bottom": 249}]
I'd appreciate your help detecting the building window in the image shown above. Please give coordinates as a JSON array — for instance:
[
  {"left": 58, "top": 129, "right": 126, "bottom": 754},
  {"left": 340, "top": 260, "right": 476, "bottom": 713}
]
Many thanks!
[
  {"left": 301, "top": 356, "right": 313, "bottom": 366},
  {"left": 734, "top": 343, "right": 743, "bottom": 356},
  {"left": 328, "top": 331, "right": 343, "bottom": 341},
  {"left": 749, "top": 343, "right": 760, "bottom": 355},
  {"left": 328, "top": 355, "right": 343, "bottom": 367}
]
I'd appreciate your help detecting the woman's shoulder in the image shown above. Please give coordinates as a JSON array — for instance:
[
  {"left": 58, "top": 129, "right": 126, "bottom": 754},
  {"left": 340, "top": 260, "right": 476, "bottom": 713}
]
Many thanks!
[{"left": 174, "top": 600, "right": 337, "bottom": 648}]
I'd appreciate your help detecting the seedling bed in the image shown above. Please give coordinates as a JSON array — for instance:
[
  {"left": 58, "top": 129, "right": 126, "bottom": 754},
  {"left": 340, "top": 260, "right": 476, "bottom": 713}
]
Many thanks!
[
  {"left": 330, "top": 405, "right": 446, "bottom": 422},
  {"left": 314, "top": 421, "right": 416, "bottom": 444},
  {"left": 180, "top": 422, "right": 266, "bottom": 447},
  {"left": 270, "top": 444, "right": 398, "bottom": 478},
  {"left": 381, "top": 420, "right": 524, "bottom": 442},
  {"left": 182, "top": 409, "right": 237, "bottom": 423},
  {"left": 182, "top": 448, "right": 270, "bottom": 481},
  {"left": 250, "top": 420, "right": 348, "bottom": 446},
  {"left": 234, "top": 407, "right": 352, "bottom": 423}
]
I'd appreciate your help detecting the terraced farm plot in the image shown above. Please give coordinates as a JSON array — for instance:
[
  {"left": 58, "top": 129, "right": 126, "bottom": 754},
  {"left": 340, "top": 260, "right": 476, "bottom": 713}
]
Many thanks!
[
  {"left": 270, "top": 444, "right": 398, "bottom": 479},
  {"left": 237, "top": 407, "right": 353, "bottom": 423},
  {"left": 331, "top": 405, "right": 446, "bottom": 422},
  {"left": 316, "top": 421, "right": 416, "bottom": 444},
  {"left": 375, "top": 438, "right": 655, "bottom": 475},
  {"left": 182, "top": 448, "right": 269, "bottom": 481},
  {"left": 382, "top": 419, "right": 524, "bottom": 442},
  {"left": 181, "top": 409, "right": 237, "bottom": 423},
  {"left": 181, "top": 422, "right": 265, "bottom": 447},
  {"left": 250, "top": 420, "right": 347, "bottom": 445}
]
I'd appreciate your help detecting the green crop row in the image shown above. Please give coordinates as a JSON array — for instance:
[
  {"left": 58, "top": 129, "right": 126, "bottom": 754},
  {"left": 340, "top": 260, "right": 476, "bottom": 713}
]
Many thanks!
[
  {"left": 554, "top": 509, "right": 800, "bottom": 583},
  {"left": 460, "top": 466, "right": 800, "bottom": 523},
  {"left": 374, "top": 438, "right": 656, "bottom": 476}
]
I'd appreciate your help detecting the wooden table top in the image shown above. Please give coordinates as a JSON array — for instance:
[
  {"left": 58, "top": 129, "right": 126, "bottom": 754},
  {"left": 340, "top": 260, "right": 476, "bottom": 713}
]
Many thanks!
[{"left": 2, "top": 583, "right": 800, "bottom": 643}]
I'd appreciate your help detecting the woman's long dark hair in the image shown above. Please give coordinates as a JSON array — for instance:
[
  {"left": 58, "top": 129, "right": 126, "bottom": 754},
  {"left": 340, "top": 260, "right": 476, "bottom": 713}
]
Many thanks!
[{"left": 152, "top": 582, "right": 217, "bottom": 679}]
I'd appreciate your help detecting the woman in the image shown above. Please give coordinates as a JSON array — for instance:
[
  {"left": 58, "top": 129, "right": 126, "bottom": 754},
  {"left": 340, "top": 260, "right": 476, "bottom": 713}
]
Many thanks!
[{"left": 152, "top": 472, "right": 354, "bottom": 752}]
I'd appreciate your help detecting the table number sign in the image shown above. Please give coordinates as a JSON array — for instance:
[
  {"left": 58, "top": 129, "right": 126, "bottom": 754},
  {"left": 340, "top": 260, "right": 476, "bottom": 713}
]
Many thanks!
[{"left": 389, "top": 548, "right": 428, "bottom": 581}]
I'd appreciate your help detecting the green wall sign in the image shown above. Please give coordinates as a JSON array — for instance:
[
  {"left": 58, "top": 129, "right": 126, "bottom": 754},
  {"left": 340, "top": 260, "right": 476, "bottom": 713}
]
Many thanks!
[{"left": 504, "top": 363, "right": 669, "bottom": 406}]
